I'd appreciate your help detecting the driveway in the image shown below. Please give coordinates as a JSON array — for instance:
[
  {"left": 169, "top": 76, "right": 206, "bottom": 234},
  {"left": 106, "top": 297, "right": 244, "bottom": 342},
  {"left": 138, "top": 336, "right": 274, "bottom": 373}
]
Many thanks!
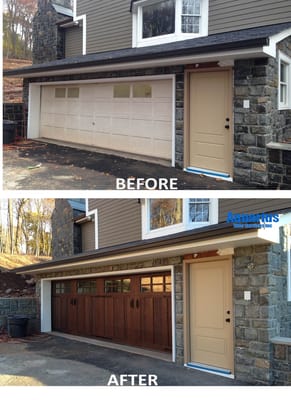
[
  {"left": 3, "top": 140, "right": 258, "bottom": 190},
  {"left": 0, "top": 334, "right": 248, "bottom": 386}
]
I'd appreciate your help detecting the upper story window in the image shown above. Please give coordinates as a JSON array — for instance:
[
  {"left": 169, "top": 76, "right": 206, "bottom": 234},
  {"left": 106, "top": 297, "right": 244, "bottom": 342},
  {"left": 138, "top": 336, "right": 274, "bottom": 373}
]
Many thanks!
[
  {"left": 278, "top": 52, "right": 291, "bottom": 110},
  {"left": 142, "top": 198, "right": 218, "bottom": 239},
  {"left": 132, "top": 0, "right": 209, "bottom": 47}
]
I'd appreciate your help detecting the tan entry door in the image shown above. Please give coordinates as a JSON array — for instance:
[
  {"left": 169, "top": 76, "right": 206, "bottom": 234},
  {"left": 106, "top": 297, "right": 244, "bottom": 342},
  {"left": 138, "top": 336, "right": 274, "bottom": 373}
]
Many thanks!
[
  {"left": 189, "top": 258, "right": 233, "bottom": 373},
  {"left": 189, "top": 70, "right": 232, "bottom": 177}
]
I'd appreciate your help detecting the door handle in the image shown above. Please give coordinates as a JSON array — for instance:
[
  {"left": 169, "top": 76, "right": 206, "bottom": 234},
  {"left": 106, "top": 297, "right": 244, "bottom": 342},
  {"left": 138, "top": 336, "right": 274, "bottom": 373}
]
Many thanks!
[
  {"left": 130, "top": 299, "right": 134, "bottom": 308},
  {"left": 225, "top": 125, "right": 230, "bottom": 129},
  {"left": 225, "top": 318, "right": 231, "bottom": 323},
  {"left": 136, "top": 299, "right": 139, "bottom": 309}
]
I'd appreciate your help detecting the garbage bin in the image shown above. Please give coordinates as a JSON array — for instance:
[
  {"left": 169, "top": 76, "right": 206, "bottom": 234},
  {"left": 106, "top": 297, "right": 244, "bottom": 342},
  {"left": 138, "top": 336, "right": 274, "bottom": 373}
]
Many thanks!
[
  {"left": 7, "top": 315, "right": 28, "bottom": 338},
  {"left": 3, "top": 120, "right": 17, "bottom": 144}
]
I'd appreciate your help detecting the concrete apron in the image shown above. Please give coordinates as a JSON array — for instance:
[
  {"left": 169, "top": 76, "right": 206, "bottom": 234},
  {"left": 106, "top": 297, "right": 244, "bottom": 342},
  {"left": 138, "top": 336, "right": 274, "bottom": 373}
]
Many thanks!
[{"left": 51, "top": 331, "right": 172, "bottom": 362}]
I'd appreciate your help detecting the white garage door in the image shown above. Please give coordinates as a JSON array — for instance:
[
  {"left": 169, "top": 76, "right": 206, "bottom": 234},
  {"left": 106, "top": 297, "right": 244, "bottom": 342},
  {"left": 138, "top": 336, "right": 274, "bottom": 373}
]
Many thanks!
[{"left": 40, "top": 79, "right": 173, "bottom": 163}]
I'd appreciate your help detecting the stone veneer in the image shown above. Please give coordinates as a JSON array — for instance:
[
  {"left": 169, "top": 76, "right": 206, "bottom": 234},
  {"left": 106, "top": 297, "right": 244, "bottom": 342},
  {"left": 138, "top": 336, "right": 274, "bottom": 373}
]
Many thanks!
[
  {"left": 234, "top": 37, "right": 291, "bottom": 188},
  {"left": 51, "top": 199, "right": 75, "bottom": 258},
  {"left": 32, "top": 0, "right": 67, "bottom": 64},
  {"left": 233, "top": 227, "right": 291, "bottom": 385}
]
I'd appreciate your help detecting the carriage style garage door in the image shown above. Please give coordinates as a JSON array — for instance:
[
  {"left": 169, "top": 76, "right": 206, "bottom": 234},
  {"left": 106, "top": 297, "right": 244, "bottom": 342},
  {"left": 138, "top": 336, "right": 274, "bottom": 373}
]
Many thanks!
[
  {"left": 39, "top": 79, "right": 173, "bottom": 163},
  {"left": 52, "top": 272, "right": 172, "bottom": 352}
]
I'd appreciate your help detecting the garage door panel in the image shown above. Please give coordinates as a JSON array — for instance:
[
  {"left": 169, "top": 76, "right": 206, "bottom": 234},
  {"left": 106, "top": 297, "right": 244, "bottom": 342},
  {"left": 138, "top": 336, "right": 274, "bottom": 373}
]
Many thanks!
[
  {"left": 152, "top": 81, "right": 173, "bottom": 97},
  {"left": 40, "top": 79, "right": 173, "bottom": 162}
]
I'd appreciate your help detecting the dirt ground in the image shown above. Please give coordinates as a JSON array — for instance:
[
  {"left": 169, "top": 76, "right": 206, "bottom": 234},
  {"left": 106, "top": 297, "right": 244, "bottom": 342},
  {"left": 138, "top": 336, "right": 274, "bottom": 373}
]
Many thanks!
[
  {"left": 3, "top": 140, "right": 257, "bottom": 190},
  {"left": 3, "top": 58, "right": 32, "bottom": 103}
]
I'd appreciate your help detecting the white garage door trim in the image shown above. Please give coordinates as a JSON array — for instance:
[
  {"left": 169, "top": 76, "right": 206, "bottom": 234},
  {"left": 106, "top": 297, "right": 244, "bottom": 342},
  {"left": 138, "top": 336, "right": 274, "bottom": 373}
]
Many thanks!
[{"left": 28, "top": 75, "right": 176, "bottom": 167}]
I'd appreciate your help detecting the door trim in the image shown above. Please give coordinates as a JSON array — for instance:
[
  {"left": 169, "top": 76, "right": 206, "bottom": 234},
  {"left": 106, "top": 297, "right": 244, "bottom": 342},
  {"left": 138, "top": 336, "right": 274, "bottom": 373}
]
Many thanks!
[
  {"left": 41, "top": 265, "right": 176, "bottom": 362},
  {"left": 183, "top": 255, "right": 234, "bottom": 374},
  {"left": 184, "top": 67, "right": 234, "bottom": 179}
]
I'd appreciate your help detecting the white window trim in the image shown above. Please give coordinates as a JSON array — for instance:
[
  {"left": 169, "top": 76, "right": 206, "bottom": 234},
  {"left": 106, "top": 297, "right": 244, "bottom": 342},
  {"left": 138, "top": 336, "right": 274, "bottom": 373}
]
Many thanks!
[
  {"left": 142, "top": 198, "right": 218, "bottom": 239},
  {"left": 85, "top": 199, "right": 99, "bottom": 249},
  {"left": 278, "top": 51, "right": 291, "bottom": 110},
  {"left": 132, "top": 0, "right": 209, "bottom": 48}
]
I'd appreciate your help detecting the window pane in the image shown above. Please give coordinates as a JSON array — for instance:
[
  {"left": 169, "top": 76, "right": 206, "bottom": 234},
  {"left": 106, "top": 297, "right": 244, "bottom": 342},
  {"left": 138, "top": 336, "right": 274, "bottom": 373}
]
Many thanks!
[
  {"left": 55, "top": 88, "right": 66, "bottom": 98},
  {"left": 77, "top": 280, "right": 96, "bottom": 294},
  {"left": 133, "top": 84, "right": 152, "bottom": 98},
  {"left": 281, "top": 62, "right": 288, "bottom": 83},
  {"left": 141, "top": 277, "right": 151, "bottom": 285},
  {"left": 189, "top": 199, "right": 210, "bottom": 222},
  {"left": 182, "top": 0, "right": 201, "bottom": 15},
  {"left": 150, "top": 199, "right": 183, "bottom": 230},
  {"left": 152, "top": 284, "right": 163, "bottom": 292},
  {"left": 113, "top": 84, "right": 130, "bottom": 98},
  {"left": 182, "top": 16, "right": 200, "bottom": 33},
  {"left": 122, "top": 279, "right": 131, "bottom": 293},
  {"left": 143, "top": 0, "right": 175, "bottom": 39},
  {"left": 153, "top": 276, "right": 163, "bottom": 284},
  {"left": 67, "top": 87, "right": 79, "bottom": 98},
  {"left": 281, "top": 84, "right": 287, "bottom": 104}
]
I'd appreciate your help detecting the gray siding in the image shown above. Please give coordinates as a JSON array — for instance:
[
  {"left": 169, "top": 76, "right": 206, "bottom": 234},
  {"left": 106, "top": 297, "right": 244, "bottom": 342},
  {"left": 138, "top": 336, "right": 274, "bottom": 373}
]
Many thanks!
[
  {"left": 86, "top": 199, "right": 290, "bottom": 249},
  {"left": 88, "top": 199, "right": 142, "bottom": 249},
  {"left": 77, "top": 0, "right": 132, "bottom": 55},
  {"left": 65, "top": 26, "right": 83, "bottom": 58},
  {"left": 74, "top": 0, "right": 291, "bottom": 55},
  {"left": 209, "top": 0, "right": 291, "bottom": 34},
  {"left": 219, "top": 199, "right": 291, "bottom": 222},
  {"left": 81, "top": 221, "right": 95, "bottom": 252}
]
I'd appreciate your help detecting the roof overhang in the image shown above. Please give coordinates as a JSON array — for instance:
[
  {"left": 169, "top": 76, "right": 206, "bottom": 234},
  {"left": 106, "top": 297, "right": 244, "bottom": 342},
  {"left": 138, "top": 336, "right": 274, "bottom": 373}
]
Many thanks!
[
  {"left": 15, "top": 223, "right": 280, "bottom": 275},
  {"left": 4, "top": 23, "right": 291, "bottom": 79}
]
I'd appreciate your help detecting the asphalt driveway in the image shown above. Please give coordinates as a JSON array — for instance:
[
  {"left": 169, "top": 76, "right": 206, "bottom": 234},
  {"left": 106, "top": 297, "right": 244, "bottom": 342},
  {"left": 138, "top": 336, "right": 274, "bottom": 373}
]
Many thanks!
[
  {"left": 3, "top": 140, "right": 257, "bottom": 190},
  {"left": 0, "top": 334, "right": 247, "bottom": 386}
]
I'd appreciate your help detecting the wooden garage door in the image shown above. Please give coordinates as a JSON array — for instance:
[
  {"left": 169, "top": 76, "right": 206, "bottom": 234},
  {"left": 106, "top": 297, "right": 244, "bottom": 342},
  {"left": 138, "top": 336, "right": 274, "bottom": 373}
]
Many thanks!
[
  {"left": 52, "top": 272, "right": 172, "bottom": 352},
  {"left": 40, "top": 80, "right": 173, "bottom": 163}
]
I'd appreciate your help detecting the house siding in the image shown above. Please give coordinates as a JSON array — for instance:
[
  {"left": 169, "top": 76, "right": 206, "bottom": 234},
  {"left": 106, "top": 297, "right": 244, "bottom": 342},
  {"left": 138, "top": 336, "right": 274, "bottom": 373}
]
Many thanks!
[
  {"left": 72, "top": 0, "right": 291, "bottom": 56},
  {"left": 88, "top": 199, "right": 142, "bottom": 248},
  {"left": 77, "top": 0, "right": 132, "bottom": 55},
  {"left": 209, "top": 0, "right": 291, "bottom": 34},
  {"left": 81, "top": 221, "right": 96, "bottom": 251},
  {"left": 65, "top": 26, "right": 83, "bottom": 57}
]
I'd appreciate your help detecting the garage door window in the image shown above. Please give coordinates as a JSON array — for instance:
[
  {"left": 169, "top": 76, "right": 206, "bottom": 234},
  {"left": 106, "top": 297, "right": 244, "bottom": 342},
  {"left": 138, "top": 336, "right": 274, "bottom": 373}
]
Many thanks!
[
  {"left": 105, "top": 278, "right": 131, "bottom": 293},
  {"left": 133, "top": 83, "right": 152, "bottom": 98},
  {"left": 55, "top": 88, "right": 66, "bottom": 98},
  {"left": 113, "top": 84, "right": 131, "bottom": 98},
  {"left": 67, "top": 87, "right": 80, "bottom": 98},
  {"left": 54, "top": 281, "right": 71, "bottom": 294},
  {"left": 141, "top": 275, "right": 171, "bottom": 293},
  {"left": 77, "top": 280, "right": 97, "bottom": 294}
]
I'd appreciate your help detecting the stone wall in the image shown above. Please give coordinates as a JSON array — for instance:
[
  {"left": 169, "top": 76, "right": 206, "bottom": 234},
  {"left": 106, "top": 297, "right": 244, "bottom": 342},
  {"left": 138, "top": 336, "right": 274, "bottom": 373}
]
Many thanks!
[
  {"left": 51, "top": 199, "right": 74, "bottom": 259},
  {"left": 3, "top": 103, "right": 27, "bottom": 139},
  {"left": 233, "top": 228, "right": 291, "bottom": 385},
  {"left": 271, "top": 340, "right": 291, "bottom": 385},
  {"left": 33, "top": 0, "right": 66, "bottom": 64},
  {"left": 234, "top": 37, "right": 291, "bottom": 188},
  {"left": 0, "top": 297, "right": 40, "bottom": 335}
]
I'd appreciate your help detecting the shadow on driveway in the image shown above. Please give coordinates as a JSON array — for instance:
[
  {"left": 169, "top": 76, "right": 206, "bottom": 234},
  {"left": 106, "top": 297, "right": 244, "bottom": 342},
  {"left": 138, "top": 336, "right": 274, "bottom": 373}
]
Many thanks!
[
  {"left": 3, "top": 141, "right": 260, "bottom": 190},
  {"left": 0, "top": 334, "right": 250, "bottom": 386}
]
